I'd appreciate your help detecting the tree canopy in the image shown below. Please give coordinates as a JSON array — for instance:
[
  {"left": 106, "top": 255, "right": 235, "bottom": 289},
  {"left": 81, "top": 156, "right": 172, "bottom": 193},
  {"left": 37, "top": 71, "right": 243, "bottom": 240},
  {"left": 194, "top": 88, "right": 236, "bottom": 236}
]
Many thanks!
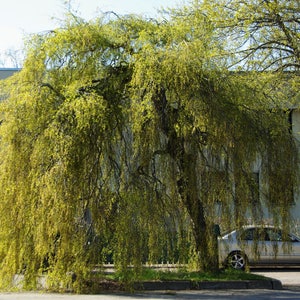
[
  {"left": 0, "top": 1, "right": 299, "bottom": 291},
  {"left": 196, "top": 0, "right": 300, "bottom": 71}
]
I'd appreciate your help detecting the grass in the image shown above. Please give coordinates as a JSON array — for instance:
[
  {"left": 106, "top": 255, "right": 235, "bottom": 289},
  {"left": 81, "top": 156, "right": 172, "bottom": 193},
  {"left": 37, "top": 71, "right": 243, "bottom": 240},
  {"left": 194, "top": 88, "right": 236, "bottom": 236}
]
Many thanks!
[
  {"left": 107, "top": 267, "right": 267, "bottom": 282},
  {"left": 82, "top": 267, "right": 268, "bottom": 293}
]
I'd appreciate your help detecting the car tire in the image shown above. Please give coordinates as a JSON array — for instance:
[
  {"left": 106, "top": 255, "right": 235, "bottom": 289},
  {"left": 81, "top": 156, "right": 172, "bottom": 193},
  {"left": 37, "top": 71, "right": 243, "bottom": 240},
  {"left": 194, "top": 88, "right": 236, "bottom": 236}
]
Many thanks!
[{"left": 227, "top": 251, "right": 247, "bottom": 270}]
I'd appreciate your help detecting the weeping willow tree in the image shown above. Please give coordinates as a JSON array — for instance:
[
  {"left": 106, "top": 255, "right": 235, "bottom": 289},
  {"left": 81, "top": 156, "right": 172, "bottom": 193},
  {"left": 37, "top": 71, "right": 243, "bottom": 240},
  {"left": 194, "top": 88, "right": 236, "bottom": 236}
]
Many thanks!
[
  {"left": 197, "top": 0, "right": 300, "bottom": 71},
  {"left": 129, "top": 7, "right": 299, "bottom": 271},
  {"left": 0, "top": 5, "right": 298, "bottom": 291}
]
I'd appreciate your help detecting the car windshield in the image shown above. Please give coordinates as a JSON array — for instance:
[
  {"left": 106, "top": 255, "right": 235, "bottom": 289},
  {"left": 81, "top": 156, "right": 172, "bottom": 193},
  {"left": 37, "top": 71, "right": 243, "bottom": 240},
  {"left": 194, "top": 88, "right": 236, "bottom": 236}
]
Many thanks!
[{"left": 221, "top": 229, "right": 235, "bottom": 238}]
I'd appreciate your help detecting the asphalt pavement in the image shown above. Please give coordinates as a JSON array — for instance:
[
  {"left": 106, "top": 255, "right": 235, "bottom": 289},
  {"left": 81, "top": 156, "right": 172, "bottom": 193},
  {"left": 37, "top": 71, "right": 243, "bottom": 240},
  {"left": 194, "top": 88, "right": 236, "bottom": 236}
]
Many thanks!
[
  {"left": 1, "top": 290, "right": 300, "bottom": 300},
  {"left": 252, "top": 268, "right": 300, "bottom": 289}
]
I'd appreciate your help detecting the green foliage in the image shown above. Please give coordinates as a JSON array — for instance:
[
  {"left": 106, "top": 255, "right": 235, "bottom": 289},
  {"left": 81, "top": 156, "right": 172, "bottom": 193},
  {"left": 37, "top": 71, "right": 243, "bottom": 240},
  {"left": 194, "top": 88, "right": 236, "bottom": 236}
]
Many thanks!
[
  {"left": 197, "top": 0, "right": 300, "bottom": 71},
  {"left": 0, "top": 4, "right": 298, "bottom": 291}
]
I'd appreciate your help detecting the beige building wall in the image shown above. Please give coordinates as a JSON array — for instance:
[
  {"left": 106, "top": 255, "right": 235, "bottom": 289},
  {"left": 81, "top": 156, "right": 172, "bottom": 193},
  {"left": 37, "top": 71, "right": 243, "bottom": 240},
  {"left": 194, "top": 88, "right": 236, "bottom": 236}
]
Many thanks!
[
  {"left": 1, "top": 68, "right": 300, "bottom": 231},
  {"left": 291, "top": 109, "right": 300, "bottom": 229},
  {"left": 292, "top": 110, "right": 300, "bottom": 143}
]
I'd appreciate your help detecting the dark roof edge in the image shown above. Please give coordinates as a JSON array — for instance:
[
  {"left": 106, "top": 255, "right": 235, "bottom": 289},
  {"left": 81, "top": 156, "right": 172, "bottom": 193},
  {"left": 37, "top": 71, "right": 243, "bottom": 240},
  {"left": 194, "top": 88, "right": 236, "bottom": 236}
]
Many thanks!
[{"left": 0, "top": 68, "right": 21, "bottom": 71}]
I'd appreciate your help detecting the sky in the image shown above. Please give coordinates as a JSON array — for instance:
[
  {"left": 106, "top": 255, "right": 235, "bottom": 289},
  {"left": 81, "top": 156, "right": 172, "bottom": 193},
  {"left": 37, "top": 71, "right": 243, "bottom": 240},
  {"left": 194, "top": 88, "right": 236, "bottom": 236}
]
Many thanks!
[{"left": 0, "top": 0, "right": 183, "bottom": 66}]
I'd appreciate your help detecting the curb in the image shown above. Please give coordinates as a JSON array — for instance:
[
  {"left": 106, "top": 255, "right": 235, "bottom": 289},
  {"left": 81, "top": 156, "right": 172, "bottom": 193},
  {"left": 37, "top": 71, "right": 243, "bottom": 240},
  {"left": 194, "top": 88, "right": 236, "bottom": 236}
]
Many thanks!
[{"left": 133, "top": 279, "right": 282, "bottom": 291}]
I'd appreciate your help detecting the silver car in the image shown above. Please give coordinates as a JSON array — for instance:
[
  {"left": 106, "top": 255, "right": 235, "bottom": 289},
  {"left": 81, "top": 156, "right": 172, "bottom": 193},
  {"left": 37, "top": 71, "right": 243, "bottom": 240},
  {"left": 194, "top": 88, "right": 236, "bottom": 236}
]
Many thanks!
[{"left": 218, "top": 225, "right": 300, "bottom": 270}]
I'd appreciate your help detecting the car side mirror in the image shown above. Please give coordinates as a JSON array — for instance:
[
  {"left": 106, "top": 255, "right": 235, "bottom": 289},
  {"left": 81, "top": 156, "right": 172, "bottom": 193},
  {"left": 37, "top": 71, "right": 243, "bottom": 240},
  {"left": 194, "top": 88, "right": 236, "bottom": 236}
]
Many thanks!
[{"left": 213, "top": 224, "right": 221, "bottom": 237}]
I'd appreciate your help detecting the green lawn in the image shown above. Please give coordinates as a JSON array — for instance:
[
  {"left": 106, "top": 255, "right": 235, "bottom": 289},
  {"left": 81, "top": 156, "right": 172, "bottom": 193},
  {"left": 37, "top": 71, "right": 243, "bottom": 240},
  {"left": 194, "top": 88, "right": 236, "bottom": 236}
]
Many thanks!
[
  {"left": 105, "top": 267, "right": 267, "bottom": 282},
  {"left": 82, "top": 268, "right": 268, "bottom": 293}
]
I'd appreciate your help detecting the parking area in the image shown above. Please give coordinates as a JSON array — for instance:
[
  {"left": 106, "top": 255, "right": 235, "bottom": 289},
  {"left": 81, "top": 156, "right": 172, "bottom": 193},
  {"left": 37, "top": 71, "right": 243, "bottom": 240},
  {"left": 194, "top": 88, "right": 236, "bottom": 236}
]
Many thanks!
[{"left": 252, "top": 267, "right": 300, "bottom": 289}]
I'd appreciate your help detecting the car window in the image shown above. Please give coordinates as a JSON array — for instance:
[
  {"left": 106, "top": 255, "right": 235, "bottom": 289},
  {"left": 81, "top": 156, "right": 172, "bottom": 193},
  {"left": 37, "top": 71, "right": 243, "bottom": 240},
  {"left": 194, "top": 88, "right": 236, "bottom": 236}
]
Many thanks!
[
  {"left": 267, "top": 228, "right": 282, "bottom": 241},
  {"left": 240, "top": 228, "right": 254, "bottom": 240},
  {"left": 239, "top": 227, "right": 300, "bottom": 242},
  {"left": 240, "top": 228, "right": 269, "bottom": 241},
  {"left": 266, "top": 228, "right": 296, "bottom": 242},
  {"left": 289, "top": 234, "right": 300, "bottom": 242}
]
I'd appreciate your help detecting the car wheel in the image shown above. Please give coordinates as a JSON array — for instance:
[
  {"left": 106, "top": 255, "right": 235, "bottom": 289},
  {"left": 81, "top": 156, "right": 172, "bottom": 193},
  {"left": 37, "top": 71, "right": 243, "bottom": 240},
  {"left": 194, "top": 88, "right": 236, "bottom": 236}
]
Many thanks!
[{"left": 227, "top": 251, "right": 247, "bottom": 270}]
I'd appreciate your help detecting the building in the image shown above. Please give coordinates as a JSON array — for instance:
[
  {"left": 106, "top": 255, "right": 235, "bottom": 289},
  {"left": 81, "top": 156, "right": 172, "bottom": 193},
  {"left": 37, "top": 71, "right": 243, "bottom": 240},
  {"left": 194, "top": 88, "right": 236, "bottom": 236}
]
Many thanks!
[
  {"left": 1, "top": 68, "right": 300, "bottom": 232},
  {"left": 0, "top": 68, "right": 20, "bottom": 80}
]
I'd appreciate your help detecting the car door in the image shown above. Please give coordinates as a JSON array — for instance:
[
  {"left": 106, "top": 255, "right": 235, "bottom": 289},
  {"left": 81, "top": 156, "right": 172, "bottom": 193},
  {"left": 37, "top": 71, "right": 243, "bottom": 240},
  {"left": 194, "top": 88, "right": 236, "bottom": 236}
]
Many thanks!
[
  {"left": 239, "top": 227, "right": 271, "bottom": 265},
  {"left": 287, "top": 234, "right": 300, "bottom": 264},
  {"left": 266, "top": 228, "right": 300, "bottom": 265}
]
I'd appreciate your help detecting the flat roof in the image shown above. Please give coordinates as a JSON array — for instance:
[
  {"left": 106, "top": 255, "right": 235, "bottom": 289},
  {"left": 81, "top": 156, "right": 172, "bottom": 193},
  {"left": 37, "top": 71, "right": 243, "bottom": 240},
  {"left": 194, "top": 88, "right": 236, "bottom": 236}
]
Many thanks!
[{"left": 0, "top": 68, "right": 21, "bottom": 80}]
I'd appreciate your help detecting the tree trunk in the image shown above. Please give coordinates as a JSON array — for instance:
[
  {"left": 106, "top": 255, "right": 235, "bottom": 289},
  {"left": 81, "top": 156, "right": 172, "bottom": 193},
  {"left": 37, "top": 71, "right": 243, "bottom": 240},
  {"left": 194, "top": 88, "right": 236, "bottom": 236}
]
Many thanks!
[
  {"left": 177, "top": 151, "right": 219, "bottom": 273},
  {"left": 153, "top": 86, "right": 219, "bottom": 272}
]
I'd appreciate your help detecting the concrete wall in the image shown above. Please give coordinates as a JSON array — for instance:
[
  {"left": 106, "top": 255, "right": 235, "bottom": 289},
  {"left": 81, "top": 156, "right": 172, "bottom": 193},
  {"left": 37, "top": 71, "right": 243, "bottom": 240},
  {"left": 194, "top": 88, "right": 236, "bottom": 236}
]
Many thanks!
[
  {"left": 291, "top": 109, "right": 300, "bottom": 231},
  {"left": 292, "top": 110, "right": 300, "bottom": 143}
]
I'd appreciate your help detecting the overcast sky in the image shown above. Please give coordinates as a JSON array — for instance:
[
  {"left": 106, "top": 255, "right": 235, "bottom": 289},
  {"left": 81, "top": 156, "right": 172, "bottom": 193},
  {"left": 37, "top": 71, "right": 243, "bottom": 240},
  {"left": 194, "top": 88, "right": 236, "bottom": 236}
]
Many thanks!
[{"left": 0, "top": 0, "right": 183, "bottom": 58}]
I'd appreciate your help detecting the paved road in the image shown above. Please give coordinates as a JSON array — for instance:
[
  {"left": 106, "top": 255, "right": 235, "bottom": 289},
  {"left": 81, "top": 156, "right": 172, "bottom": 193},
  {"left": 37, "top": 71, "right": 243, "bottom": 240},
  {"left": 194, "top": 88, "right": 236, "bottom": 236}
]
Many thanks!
[{"left": 1, "top": 290, "right": 300, "bottom": 300}]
